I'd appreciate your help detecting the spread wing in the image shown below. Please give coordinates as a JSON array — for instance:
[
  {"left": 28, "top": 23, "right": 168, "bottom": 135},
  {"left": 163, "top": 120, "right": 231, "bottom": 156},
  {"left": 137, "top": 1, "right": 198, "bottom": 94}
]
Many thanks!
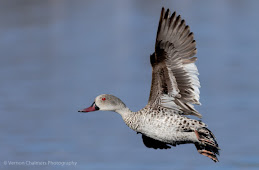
[{"left": 148, "top": 8, "right": 202, "bottom": 118}]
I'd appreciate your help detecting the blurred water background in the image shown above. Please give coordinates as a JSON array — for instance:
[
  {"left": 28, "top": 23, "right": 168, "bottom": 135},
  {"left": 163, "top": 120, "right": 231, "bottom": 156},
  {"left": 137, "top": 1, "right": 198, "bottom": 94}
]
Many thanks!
[{"left": 1, "top": 0, "right": 259, "bottom": 169}]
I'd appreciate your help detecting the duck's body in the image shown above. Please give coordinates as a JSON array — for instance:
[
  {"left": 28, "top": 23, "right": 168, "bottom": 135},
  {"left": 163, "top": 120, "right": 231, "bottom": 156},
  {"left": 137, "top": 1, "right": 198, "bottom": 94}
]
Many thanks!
[
  {"left": 123, "top": 107, "right": 201, "bottom": 145},
  {"left": 113, "top": 101, "right": 218, "bottom": 154},
  {"left": 79, "top": 8, "right": 220, "bottom": 162}
]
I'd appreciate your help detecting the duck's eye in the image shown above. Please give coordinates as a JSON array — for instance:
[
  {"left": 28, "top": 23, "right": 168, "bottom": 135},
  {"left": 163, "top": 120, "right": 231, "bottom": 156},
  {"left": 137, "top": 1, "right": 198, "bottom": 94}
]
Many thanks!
[{"left": 101, "top": 98, "right": 106, "bottom": 101}]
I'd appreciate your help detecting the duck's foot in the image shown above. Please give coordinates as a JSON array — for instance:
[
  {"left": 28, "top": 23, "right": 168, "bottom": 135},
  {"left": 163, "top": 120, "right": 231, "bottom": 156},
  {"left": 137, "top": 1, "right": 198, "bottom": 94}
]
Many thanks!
[
  {"left": 198, "top": 149, "right": 219, "bottom": 162},
  {"left": 194, "top": 130, "right": 219, "bottom": 162}
]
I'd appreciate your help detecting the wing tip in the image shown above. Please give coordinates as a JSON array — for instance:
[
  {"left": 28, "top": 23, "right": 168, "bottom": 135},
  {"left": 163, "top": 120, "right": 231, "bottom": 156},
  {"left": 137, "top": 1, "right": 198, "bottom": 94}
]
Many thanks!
[
  {"left": 161, "top": 7, "right": 165, "bottom": 19},
  {"left": 165, "top": 8, "right": 170, "bottom": 18}
]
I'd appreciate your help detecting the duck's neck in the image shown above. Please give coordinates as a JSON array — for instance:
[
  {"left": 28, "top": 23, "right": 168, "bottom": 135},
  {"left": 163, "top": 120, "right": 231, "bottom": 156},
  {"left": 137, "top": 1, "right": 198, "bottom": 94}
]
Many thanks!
[
  {"left": 115, "top": 107, "right": 139, "bottom": 131},
  {"left": 115, "top": 107, "right": 134, "bottom": 119}
]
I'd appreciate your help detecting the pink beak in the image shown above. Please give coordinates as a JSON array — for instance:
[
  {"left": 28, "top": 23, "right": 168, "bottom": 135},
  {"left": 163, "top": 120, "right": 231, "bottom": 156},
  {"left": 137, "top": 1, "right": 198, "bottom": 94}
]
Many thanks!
[
  {"left": 78, "top": 106, "right": 96, "bottom": 112},
  {"left": 78, "top": 102, "right": 99, "bottom": 112}
]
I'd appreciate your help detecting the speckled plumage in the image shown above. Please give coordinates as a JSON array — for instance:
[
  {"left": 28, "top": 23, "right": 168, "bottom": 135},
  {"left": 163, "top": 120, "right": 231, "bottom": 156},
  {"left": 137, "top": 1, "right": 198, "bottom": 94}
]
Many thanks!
[
  {"left": 117, "top": 105, "right": 219, "bottom": 162},
  {"left": 80, "top": 7, "right": 220, "bottom": 162},
  {"left": 122, "top": 106, "right": 206, "bottom": 145}
]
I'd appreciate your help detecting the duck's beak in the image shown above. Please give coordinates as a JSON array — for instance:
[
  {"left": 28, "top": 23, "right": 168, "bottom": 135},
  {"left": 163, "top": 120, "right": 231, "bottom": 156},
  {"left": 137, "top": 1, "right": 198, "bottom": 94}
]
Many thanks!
[
  {"left": 78, "top": 102, "right": 99, "bottom": 112},
  {"left": 78, "top": 106, "right": 96, "bottom": 112}
]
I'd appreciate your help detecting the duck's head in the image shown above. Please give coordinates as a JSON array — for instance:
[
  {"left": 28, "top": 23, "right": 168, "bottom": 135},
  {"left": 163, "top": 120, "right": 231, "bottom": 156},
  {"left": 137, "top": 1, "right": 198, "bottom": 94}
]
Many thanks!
[{"left": 78, "top": 94, "right": 126, "bottom": 113}]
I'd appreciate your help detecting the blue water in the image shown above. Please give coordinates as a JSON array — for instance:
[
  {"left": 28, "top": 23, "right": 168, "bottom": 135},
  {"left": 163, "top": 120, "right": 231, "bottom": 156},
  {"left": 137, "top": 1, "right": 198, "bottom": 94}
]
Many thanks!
[{"left": 1, "top": 0, "right": 259, "bottom": 169}]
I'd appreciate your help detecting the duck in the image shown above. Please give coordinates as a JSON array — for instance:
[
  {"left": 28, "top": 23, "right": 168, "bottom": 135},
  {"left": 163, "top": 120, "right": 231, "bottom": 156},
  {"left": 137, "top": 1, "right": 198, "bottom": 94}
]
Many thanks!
[{"left": 79, "top": 7, "right": 220, "bottom": 162}]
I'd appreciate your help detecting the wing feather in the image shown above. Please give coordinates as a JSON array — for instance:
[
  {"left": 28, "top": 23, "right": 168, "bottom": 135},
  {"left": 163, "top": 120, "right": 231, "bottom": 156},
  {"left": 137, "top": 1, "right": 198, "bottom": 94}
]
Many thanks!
[{"left": 148, "top": 8, "right": 202, "bottom": 118}]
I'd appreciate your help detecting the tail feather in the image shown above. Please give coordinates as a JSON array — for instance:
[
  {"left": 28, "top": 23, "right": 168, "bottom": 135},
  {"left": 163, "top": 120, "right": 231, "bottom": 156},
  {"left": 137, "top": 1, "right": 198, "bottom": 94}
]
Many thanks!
[{"left": 195, "top": 128, "right": 220, "bottom": 162}]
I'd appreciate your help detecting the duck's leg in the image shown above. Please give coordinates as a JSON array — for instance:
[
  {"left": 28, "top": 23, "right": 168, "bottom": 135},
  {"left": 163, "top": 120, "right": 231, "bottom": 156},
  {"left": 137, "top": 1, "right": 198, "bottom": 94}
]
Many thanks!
[{"left": 195, "top": 130, "right": 217, "bottom": 147}]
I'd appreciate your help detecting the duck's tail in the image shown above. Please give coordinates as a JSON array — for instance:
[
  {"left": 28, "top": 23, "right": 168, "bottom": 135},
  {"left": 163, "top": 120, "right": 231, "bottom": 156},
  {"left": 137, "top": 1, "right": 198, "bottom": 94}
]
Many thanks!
[{"left": 194, "top": 127, "right": 220, "bottom": 162}]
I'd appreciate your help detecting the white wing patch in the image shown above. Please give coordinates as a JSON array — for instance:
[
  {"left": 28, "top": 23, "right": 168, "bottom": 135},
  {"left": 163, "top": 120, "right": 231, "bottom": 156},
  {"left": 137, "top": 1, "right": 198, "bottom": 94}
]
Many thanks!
[
  {"left": 160, "top": 95, "right": 181, "bottom": 111},
  {"left": 183, "top": 63, "right": 201, "bottom": 105}
]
